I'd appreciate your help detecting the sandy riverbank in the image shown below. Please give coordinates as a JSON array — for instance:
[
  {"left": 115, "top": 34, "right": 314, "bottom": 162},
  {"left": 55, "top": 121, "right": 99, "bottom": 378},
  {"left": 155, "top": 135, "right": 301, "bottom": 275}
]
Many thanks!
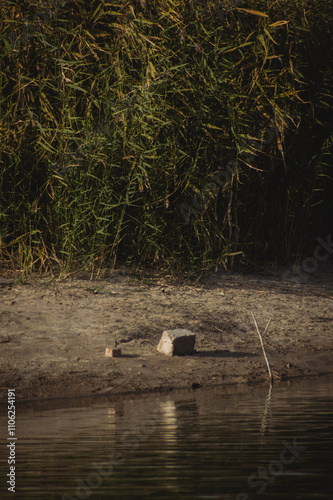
[{"left": 1, "top": 265, "right": 332, "bottom": 402}]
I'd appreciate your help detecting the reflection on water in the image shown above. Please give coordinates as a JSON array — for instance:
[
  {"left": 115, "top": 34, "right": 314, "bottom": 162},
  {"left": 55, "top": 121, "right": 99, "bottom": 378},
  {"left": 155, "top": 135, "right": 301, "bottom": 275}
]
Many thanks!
[{"left": 0, "top": 376, "right": 333, "bottom": 500}]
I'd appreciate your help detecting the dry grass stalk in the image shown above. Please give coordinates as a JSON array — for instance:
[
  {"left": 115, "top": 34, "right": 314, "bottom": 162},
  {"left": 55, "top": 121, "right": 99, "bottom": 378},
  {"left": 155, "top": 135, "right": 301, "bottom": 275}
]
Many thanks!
[{"left": 251, "top": 311, "right": 273, "bottom": 386}]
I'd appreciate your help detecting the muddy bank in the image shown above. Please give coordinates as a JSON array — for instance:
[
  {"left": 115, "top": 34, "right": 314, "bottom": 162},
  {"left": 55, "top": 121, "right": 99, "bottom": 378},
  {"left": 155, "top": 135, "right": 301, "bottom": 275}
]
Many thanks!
[{"left": 0, "top": 266, "right": 333, "bottom": 402}]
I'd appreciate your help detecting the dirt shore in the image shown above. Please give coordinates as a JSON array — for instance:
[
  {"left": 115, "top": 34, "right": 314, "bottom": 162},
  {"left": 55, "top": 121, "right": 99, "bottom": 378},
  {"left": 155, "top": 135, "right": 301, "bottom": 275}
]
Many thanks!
[{"left": 1, "top": 264, "right": 333, "bottom": 403}]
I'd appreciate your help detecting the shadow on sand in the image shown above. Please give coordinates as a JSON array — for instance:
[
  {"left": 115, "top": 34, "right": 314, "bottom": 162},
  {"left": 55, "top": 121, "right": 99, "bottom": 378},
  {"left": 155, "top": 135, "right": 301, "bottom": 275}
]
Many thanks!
[{"left": 196, "top": 350, "right": 259, "bottom": 358}]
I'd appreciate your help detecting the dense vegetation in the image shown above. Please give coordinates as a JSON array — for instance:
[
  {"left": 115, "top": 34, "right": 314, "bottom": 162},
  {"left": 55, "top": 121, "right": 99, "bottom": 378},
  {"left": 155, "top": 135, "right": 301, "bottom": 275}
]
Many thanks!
[{"left": 1, "top": 0, "right": 332, "bottom": 275}]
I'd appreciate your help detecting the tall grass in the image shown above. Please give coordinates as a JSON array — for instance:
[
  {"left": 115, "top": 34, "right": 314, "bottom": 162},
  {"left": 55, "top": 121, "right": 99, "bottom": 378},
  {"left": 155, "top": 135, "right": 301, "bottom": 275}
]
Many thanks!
[{"left": 1, "top": 0, "right": 332, "bottom": 275}]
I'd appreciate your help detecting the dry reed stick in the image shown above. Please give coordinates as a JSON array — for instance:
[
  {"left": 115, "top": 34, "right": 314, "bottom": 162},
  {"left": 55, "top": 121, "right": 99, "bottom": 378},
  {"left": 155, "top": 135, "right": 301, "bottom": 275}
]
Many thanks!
[{"left": 251, "top": 312, "right": 273, "bottom": 386}]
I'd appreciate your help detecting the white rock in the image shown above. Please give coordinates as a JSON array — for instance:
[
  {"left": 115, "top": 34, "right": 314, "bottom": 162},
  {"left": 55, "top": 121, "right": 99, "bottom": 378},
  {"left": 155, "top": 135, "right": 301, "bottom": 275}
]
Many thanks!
[{"left": 157, "top": 329, "right": 196, "bottom": 357}]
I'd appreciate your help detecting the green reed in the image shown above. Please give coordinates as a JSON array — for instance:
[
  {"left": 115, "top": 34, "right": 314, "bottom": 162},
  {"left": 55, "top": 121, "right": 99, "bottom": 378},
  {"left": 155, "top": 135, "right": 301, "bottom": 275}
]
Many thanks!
[{"left": 0, "top": 0, "right": 332, "bottom": 275}]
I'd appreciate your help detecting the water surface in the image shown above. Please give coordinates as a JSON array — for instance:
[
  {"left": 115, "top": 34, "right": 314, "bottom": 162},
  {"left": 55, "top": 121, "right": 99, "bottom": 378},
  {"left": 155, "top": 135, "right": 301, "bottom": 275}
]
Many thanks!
[{"left": 1, "top": 376, "right": 333, "bottom": 499}]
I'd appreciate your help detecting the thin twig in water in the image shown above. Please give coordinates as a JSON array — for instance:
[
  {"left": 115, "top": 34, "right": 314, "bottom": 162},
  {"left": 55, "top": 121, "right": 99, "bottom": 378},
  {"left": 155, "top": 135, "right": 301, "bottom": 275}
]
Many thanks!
[{"left": 251, "top": 312, "right": 273, "bottom": 386}]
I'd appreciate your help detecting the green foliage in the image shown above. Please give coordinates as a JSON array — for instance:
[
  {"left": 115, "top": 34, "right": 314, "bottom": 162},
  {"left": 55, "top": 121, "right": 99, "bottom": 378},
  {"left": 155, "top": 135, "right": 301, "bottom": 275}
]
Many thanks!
[{"left": 1, "top": 0, "right": 332, "bottom": 274}]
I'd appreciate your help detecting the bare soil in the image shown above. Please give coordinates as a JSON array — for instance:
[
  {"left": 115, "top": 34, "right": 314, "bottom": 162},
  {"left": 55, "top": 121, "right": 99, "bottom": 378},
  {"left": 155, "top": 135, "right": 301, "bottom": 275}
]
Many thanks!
[{"left": 1, "top": 265, "right": 333, "bottom": 402}]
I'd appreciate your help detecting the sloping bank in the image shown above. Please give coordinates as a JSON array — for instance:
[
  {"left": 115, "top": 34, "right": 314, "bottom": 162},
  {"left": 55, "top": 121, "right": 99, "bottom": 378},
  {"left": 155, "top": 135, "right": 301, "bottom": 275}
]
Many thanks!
[{"left": 0, "top": 267, "right": 332, "bottom": 402}]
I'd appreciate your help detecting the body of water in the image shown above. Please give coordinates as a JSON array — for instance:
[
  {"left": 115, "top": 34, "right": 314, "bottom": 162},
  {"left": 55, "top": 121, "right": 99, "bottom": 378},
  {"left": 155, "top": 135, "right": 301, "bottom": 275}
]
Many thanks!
[{"left": 1, "top": 376, "right": 333, "bottom": 499}]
